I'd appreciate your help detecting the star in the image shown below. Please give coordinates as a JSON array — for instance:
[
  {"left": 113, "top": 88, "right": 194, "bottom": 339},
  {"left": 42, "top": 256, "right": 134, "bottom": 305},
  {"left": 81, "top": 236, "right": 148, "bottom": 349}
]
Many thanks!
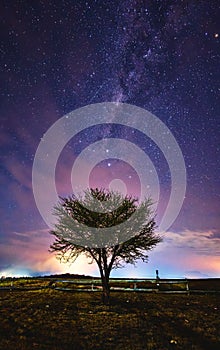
[{"left": 0, "top": 0, "right": 219, "bottom": 279}]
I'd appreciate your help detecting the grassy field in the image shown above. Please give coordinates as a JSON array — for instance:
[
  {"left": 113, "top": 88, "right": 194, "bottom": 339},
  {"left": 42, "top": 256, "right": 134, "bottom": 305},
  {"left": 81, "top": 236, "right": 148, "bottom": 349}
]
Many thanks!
[{"left": 0, "top": 279, "right": 219, "bottom": 350}]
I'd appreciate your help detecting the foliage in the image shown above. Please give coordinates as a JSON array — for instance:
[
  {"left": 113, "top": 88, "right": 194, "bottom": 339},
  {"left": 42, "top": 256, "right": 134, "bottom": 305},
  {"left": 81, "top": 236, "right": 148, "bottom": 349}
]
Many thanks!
[{"left": 50, "top": 188, "right": 162, "bottom": 303}]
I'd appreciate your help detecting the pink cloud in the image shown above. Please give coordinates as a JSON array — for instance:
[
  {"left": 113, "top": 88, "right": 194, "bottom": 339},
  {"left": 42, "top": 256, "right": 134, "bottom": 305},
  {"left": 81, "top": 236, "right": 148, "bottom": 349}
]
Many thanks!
[
  {"left": 146, "top": 229, "right": 220, "bottom": 278},
  {"left": 0, "top": 228, "right": 97, "bottom": 277},
  {"left": 1, "top": 227, "right": 220, "bottom": 278}
]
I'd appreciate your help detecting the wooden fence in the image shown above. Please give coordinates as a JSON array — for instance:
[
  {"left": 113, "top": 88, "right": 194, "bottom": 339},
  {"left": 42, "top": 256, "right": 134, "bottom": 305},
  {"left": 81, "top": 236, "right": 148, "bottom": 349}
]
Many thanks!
[
  {"left": 53, "top": 278, "right": 190, "bottom": 294},
  {"left": 1, "top": 278, "right": 219, "bottom": 293}
]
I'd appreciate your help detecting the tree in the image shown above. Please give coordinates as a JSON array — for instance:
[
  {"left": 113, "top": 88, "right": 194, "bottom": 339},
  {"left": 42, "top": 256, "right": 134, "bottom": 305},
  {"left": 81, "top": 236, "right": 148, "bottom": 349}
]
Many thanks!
[{"left": 49, "top": 188, "right": 162, "bottom": 304}]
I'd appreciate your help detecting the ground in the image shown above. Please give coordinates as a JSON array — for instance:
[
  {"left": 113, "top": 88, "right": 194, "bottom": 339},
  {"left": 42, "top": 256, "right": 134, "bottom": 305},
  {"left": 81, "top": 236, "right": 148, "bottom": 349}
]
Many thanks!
[{"left": 0, "top": 283, "right": 219, "bottom": 350}]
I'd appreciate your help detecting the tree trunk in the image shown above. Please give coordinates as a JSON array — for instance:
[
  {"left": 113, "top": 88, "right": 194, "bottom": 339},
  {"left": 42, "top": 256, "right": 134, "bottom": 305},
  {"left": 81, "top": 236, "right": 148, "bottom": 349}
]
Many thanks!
[
  {"left": 97, "top": 257, "right": 110, "bottom": 304},
  {"left": 101, "top": 275, "right": 110, "bottom": 304}
]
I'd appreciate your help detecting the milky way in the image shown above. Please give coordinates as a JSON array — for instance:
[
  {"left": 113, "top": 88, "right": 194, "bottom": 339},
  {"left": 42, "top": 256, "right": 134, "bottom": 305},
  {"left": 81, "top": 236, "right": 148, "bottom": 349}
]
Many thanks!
[{"left": 0, "top": 1, "right": 219, "bottom": 278}]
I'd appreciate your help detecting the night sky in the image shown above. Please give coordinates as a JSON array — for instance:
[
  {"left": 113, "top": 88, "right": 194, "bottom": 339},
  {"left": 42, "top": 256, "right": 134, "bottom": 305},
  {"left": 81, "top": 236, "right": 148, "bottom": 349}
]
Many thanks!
[{"left": 0, "top": 0, "right": 219, "bottom": 278}]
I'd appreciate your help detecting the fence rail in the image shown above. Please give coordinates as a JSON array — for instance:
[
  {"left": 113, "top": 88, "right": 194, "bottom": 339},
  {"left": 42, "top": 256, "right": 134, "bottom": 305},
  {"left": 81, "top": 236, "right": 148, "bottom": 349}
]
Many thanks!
[
  {"left": 52, "top": 278, "right": 190, "bottom": 294},
  {"left": 1, "top": 278, "right": 220, "bottom": 294}
]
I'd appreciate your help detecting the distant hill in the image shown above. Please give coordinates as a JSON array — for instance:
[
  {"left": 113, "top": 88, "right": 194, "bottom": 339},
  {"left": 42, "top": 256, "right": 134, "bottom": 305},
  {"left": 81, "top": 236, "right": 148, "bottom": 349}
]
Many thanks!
[{"left": 40, "top": 273, "right": 96, "bottom": 279}]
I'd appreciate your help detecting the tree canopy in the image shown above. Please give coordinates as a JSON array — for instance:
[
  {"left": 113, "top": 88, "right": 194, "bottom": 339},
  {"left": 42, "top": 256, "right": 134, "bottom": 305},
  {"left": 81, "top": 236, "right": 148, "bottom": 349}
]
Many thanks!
[{"left": 50, "top": 188, "right": 162, "bottom": 303}]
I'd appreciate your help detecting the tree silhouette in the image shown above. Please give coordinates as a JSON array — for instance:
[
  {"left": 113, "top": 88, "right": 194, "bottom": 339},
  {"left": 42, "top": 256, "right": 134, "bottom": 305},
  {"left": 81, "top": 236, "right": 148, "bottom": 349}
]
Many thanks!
[{"left": 50, "top": 188, "right": 162, "bottom": 304}]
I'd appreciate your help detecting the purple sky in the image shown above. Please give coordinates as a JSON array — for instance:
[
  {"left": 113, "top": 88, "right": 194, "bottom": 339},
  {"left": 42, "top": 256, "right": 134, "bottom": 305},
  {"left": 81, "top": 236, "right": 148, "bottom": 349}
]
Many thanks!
[{"left": 0, "top": 1, "right": 219, "bottom": 278}]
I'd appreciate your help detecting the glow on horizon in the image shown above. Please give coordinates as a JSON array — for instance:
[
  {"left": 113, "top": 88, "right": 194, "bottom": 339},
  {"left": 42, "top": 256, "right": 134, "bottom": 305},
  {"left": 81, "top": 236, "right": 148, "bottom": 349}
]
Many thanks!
[
  {"left": 1, "top": 228, "right": 219, "bottom": 280},
  {"left": 0, "top": 269, "right": 32, "bottom": 278}
]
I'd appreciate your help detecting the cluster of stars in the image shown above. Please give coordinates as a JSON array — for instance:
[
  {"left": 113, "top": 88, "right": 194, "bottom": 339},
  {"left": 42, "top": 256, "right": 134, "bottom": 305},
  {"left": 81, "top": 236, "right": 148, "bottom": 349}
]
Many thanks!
[{"left": 0, "top": 0, "right": 219, "bottom": 245}]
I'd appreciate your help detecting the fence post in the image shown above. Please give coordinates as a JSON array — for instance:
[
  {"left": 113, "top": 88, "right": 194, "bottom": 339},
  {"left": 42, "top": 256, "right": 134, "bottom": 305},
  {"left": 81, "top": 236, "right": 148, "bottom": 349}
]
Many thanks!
[
  {"left": 186, "top": 279, "right": 190, "bottom": 295},
  {"left": 156, "top": 270, "right": 160, "bottom": 291}
]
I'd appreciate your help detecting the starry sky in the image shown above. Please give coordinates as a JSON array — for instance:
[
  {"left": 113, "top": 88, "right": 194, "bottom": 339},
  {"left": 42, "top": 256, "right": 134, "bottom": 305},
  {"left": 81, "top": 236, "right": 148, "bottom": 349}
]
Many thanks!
[{"left": 0, "top": 0, "right": 219, "bottom": 278}]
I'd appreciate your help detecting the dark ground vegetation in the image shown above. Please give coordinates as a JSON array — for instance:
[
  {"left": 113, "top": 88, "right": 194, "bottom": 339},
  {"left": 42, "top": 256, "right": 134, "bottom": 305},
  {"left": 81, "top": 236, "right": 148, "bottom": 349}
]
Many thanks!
[{"left": 0, "top": 278, "right": 219, "bottom": 350}]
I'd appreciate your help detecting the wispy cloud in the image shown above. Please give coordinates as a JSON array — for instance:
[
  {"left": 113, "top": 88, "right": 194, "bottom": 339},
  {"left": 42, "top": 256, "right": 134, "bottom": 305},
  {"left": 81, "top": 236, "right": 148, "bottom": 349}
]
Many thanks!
[
  {"left": 161, "top": 229, "right": 220, "bottom": 256},
  {"left": 146, "top": 229, "right": 220, "bottom": 278},
  {"left": 0, "top": 228, "right": 96, "bottom": 277}
]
